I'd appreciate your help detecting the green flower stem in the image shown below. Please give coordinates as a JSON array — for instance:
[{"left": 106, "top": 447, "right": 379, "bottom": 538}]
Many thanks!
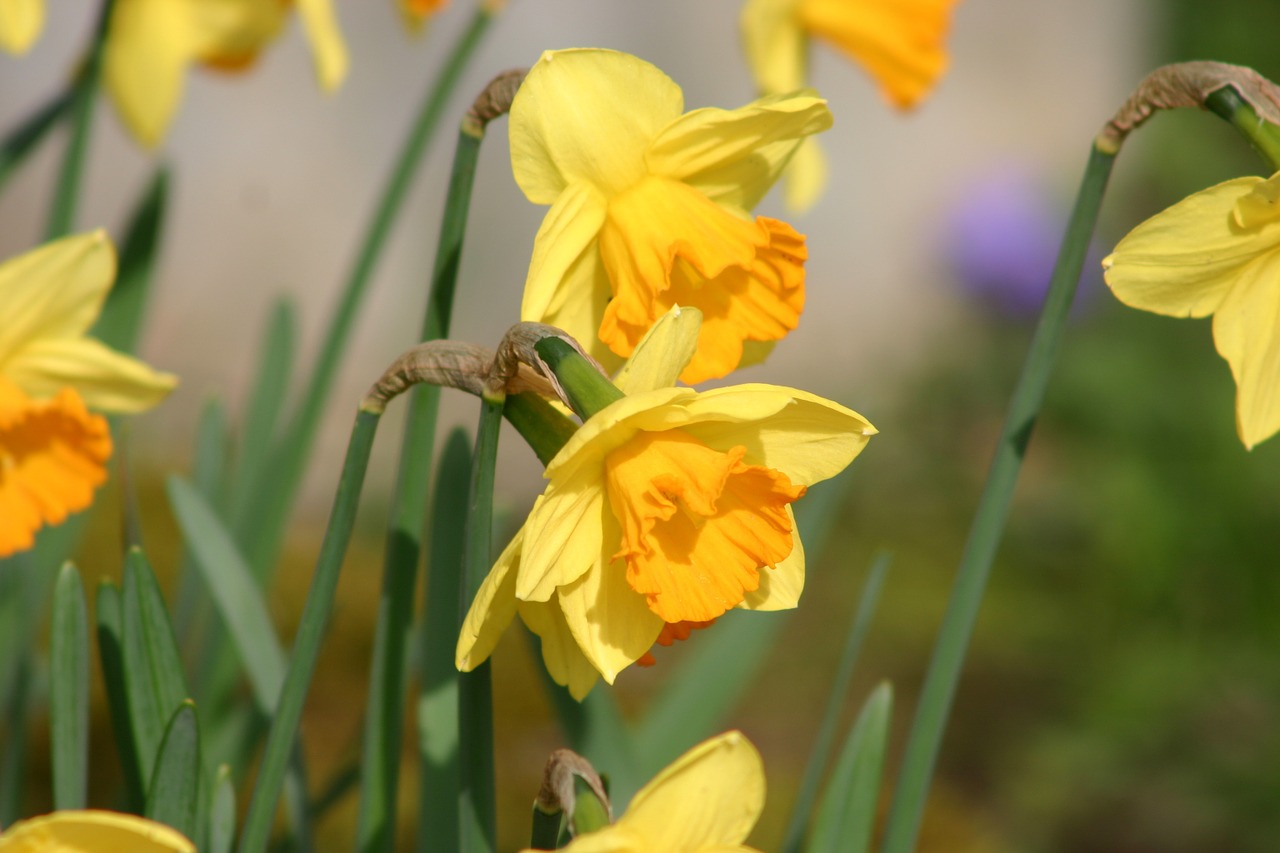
[
  {"left": 46, "top": 0, "right": 115, "bottom": 239},
  {"left": 503, "top": 392, "right": 577, "bottom": 465},
  {"left": 533, "top": 337, "right": 624, "bottom": 420},
  {"left": 356, "top": 115, "right": 487, "bottom": 853},
  {"left": 238, "top": 408, "right": 380, "bottom": 853},
  {"left": 0, "top": 87, "right": 73, "bottom": 196},
  {"left": 528, "top": 804, "right": 564, "bottom": 850},
  {"left": 880, "top": 143, "right": 1117, "bottom": 853},
  {"left": 1204, "top": 86, "right": 1280, "bottom": 172},
  {"left": 459, "top": 393, "right": 504, "bottom": 853},
  {"left": 241, "top": 4, "right": 496, "bottom": 577}
]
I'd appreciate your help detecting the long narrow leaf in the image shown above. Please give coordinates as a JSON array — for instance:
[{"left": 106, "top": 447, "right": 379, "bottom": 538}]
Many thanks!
[
  {"left": 0, "top": 87, "right": 72, "bottom": 193},
  {"left": 50, "top": 562, "right": 90, "bottom": 809},
  {"left": 146, "top": 701, "right": 202, "bottom": 841},
  {"left": 0, "top": 658, "right": 32, "bottom": 825},
  {"left": 91, "top": 167, "right": 169, "bottom": 353},
  {"left": 808, "top": 684, "right": 893, "bottom": 853},
  {"left": 96, "top": 579, "right": 146, "bottom": 811},
  {"left": 209, "top": 765, "right": 236, "bottom": 853}
]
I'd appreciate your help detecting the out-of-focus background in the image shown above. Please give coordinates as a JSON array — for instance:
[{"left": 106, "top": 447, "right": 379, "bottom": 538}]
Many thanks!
[{"left": 5, "top": 1, "right": 1280, "bottom": 850}]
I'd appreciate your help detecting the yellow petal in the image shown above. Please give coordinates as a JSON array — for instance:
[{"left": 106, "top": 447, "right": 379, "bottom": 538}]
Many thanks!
[
  {"left": 295, "top": 0, "right": 348, "bottom": 91},
  {"left": 510, "top": 49, "right": 684, "bottom": 203},
  {"left": 544, "top": 387, "right": 692, "bottom": 481},
  {"left": 620, "top": 731, "right": 765, "bottom": 849},
  {"left": 517, "top": 595, "right": 599, "bottom": 700},
  {"left": 0, "top": 0, "right": 43, "bottom": 55},
  {"left": 799, "top": 0, "right": 956, "bottom": 109},
  {"left": 783, "top": 136, "right": 827, "bottom": 212},
  {"left": 538, "top": 825, "right": 646, "bottom": 853},
  {"left": 0, "top": 809, "right": 193, "bottom": 852},
  {"left": 1209, "top": 250, "right": 1280, "bottom": 449},
  {"left": 6, "top": 338, "right": 177, "bottom": 413},
  {"left": 555, "top": 513, "right": 663, "bottom": 684},
  {"left": 516, "top": 480, "right": 606, "bottom": 602},
  {"left": 456, "top": 529, "right": 522, "bottom": 671},
  {"left": 741, "top": 0, "right": 807, "bottom": 95},
  {"left": 613, "top": 305, "right": 702, "bottom": 395},
  {"left": 1103, "top": 176, "right": 1276, "bottom": 319},
  {"left": 647, "top": 91, "right": 832, "bottom": 211},
  {"left": 520, "top": 181, "right": 609, "bottom": 343},
  {"left": 104, "top": 0, "right": 195, "bottom": 147},
  {"left": 0, "top": 232, "right": 114, "bottom": 366},
  {"left": 741, "top": 505, "right": 804, "bottom": 610}
]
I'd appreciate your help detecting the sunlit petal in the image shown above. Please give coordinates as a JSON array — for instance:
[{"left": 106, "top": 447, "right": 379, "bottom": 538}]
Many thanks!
[
  {"left": 1210, "top": 250, "right": 1280, "bottom": 449},
  {"left": 0, "top": 0, "right": 43, "bottom": 54},
  {"left": 295, "top": 0, "right": 348, "bottom": 90},
  {"left": 613, "top": 306, "right": 702, "bottom": 396},
  {"left": 517, "top": 481, "right": 605, "bottom": 602},
  {"left": 104, "top": 0, "right": 195, "bottom": 147},
  {"left": 741, "top": 0, "right": 807, "bottom": 95},
  {"left": 456, "top": 530, "right": 522, "bottom": 671},
  {"left": 0, "top": 809, "right": 194, "bottom": 852},
  {"left": 6, "top": 338, "right": 177, "bottom": 414}
]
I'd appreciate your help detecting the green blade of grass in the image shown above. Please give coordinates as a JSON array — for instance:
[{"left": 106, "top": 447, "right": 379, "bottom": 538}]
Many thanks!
[
  {"left": 146, "top": 701, "right": 201, "bottom": 841},
  {"left": 238, "top": 409, "right": 381, "bottom": 853},
  {"left": 415, "top": 428, "right": 472, "bottom": 853},
  {"left": 781, "top": 552, "right": 891, "bottom": 853},
  {"left": 91, "top": 167, "right": 169, "bottom": 353},
  {"left": 880, "top": 144, "right": 1117, "bottom": 853},
  {"left": 459, "top": 396, "right": 503, "bottom": 853},
  {"left": 0, "top": 87, "right": 72, "bottom": 195},
  {"left": 95, "top": 579, "right": 146, "bottom": 811},
  {"left": 209, "top": 764, "right": 236, "bottom": 853},
  {"left": 809, "top": 683, "right": 893, "bottom": 853},
  {"left": 50, "top": 562, "right": 90, "bottom": 810},
  {"left": 0, "top": 657, "right": 32, "bottom": 825}
]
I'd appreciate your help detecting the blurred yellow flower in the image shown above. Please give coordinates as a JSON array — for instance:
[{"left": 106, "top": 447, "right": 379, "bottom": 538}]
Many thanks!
[
  {"left": 457, "top": 310, "right": 875, "bottom": 699},
  {"left": 398, "top": 0, "right": 448, "bottom": 33},
  {"left": 511, "top": 48, "right": 832, "bottom": 384},
  {"left": 0, "top": 0, "right": 42, "bottom": 54},
  {"left": 0, "top": 809, "right": 194, "bottom": 852},
  {"left": 104, "top": 0, "right": 348, "bottom": 147},
  {"left": 520, "top": 731, "right": 766, "bottom": 853},
  {"left": 0, "top": 232, "right": 177, "bottom": 557},
  {"left": 741, "top": 0, "right": 959, "bottom": 209},
  {"left": 1103, "top": 172, "right": 1280, "bottom": 450}
]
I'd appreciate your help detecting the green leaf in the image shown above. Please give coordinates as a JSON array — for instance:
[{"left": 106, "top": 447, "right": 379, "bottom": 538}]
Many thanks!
[
  {"left": 166, "top": 476, "right": 286, "bottom": 712},
  {"left": 782, "top": 552, "right": 891, "bottom": 853},
  {"left": 0, "top": 87, "right": 71, "bottom": 195},
  {"left": 95, "top": 579, "right": 146, "bottom": 811},
  {"left": 91, "top": 167, "right": 168, "bottom": 353},
  {"left": 809, "top": 684, "right": 892, "bottom": 853},
  {"left": 0, "top": 657, "right": 32, "bottom": 825},
  {"left": 122, "top": 548, "right": 192, "bottom": 788},
  {"left": 146, "top": 701, "right": 202, "bottom": 841},
  {"left": 209, "top": 765, "right": 236, "bottom": 853},
  {"left": 50, "top": 562, "right": 90, "bottom": 810}
]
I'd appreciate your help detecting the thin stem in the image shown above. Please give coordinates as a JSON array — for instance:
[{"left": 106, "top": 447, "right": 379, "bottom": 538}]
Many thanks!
[
  {"left": 46, "top": 0, "right": 115, "bottom": 239},
  {"left": 459, "top": 394, "right": 503, "bottom": 853},
  {"left": 238, "top": 409, "right": 381, "bottom": 853},
  {"left": 241, "top": 6, "right": 496, "bottom": 577},
  {"left": 880, "top": 144, "right": 1117, "bottom": 853},
  {"left": 1204, "top": 85, "right": 1280, "bottom": 172}
]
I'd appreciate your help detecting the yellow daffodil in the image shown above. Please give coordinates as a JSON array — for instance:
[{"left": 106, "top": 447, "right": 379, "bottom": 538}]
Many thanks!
[
  {"left": 0, "top": 810, "right": 195, "bottom": 852},
  {"left": 1102, "top": 172, "right": 1280, "bottom": 450},
  {"left": 0, "top": 0, "right": 42, "bottom": 54},
  {"left": 511, "top": 48, "right": 832, "bottom": 385},
  {"left": 522, "top": 731, "right": 766, "bottom": 853},
  {"left": 104, "top": 0, "right": 348, "bottom": 147},
  {"left": 398, "top": 0, "right": 448, "bottom": 33},
  {"left": 741, "top": 0, "right": 959, "bottom": 209},
  {"left": 457, "top": 309, "right": 875, "bottom": 699},
  {"left": 0, "top": 231, "right": 177, "bottom": 557}
]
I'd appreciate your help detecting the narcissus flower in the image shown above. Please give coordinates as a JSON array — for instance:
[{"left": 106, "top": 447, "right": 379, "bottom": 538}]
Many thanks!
[
  {"left": 457, "top": 309, "right": 875, "bottom": 699},
  {"left": 512, "top": 48, "right": 832, "bottom": 384},
  {"left": 1102, "top": 172, "right": 1280, "bottom": 450},
  {"left": 0, "top": 232, "right": 177, "bottom": 557},
  {"left": 0, "top": 0, "right": 42, "bottom": 54},
  {"left": 521, "top": 731, "right": 767, "bottom": 853},
  {"left": 0, "top": 810, "right": 195, "bottom": 852},
  {"left": 398, "top": 0, "right": 448, "bottom": 33},
  {"left": 741, "top": 0, "right": 959, "bottom": 209},
  {"left": 104, "top": 0, "right": 348, "bottom": 147}
]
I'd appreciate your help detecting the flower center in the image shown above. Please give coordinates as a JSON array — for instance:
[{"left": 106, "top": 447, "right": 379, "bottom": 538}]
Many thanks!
[{"left": 604, "top": 429, "right": 806, "bottom": 623}]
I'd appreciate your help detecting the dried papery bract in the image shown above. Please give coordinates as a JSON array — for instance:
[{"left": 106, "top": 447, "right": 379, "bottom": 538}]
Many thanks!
[{"left": 533, "top": 748, "right": 613, "bottom": 839}]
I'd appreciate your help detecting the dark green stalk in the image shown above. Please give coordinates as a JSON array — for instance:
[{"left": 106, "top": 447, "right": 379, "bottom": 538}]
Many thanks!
[
  {"left": 503, "top": 392, "right": 577, "bottom": 466},
  {"left": 356, "top": 121, "right": 486, "bottom": 853},
  {"left": 459, "top": 394, "right": 503, "bottom": 853},
  {"left": 532, "top": 338, "right": 623, "bottom": 420},
  {"left": 240, "top": 6, "right": 496, "bottom": 578},
  {"left": 238, "top": 409, "right": 381, "bottom": 853},
  {"left": 46, "top": 0, "right": 115, "bottom": 239},
  {"left": 1204, "top": 85, "right": 1280, "bottom": 172},
  {"left": 880, "top": 144, "right": 1117, "bottom": 853},
  {"left": 0, "top": 87, "right": 73, "bottom": 195}
]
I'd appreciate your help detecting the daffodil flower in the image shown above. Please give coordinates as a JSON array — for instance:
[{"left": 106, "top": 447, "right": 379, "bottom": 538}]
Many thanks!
[
  {"left": 457, "top": 308, "right": 875, "bottom": 699},
  {"left": 511, "top": 48, "right": 832, "bottom": 385},
  {"left": 0, "top": 0, "right": 42, "bottom": 54},
  {"left": 398, "top": 0, "right": 448, "bottom": 33},
  {"left": 741, "top": 0, "right": 959, "bottom": 209},
  {"left": 0, "top": 231, "right": 177, "bottom": 557},
  {"left": 0, "top": 810, "right": 195, "bottom": 852},
  {"left": 104, "top": 0, "right": 348, "bottom": 147},
  {"left": 521, "top": 731, "right": 767, "bottom": 853},
  {"left": 1102, "top": 172, "right": 1280, "bottom": 449}
]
